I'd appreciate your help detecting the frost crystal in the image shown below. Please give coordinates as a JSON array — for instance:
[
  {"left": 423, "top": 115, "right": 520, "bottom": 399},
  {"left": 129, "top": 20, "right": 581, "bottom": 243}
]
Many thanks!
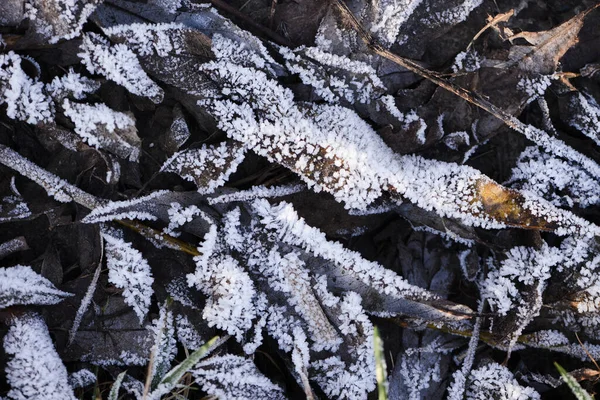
[
  {"left": 4, "top": 313, "right": 77, "bottom": 400},
  {"left": 102, "top": 232, "right": 154, "bottom": 322}
]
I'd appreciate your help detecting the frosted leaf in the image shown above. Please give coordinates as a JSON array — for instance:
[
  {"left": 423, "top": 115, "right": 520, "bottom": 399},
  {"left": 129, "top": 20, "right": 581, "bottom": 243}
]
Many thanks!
[
  {"left": 79, "top": 33, "right": 164, "bottom": 103},
  {"left": 24, "top": 0, "right": 101, "bottom": 43},
  {"left": 3, "top": 313, "right": 77, "bottom": 400},
  {"left": 481, "top": 244, "right": 561, "bottom": 316},
  {"left": 102, "top": 232, "right": 154, "bottom": 322},
  {"left": 188, "top": 254, "right": 257, "bottom": 341},
  {"left": 164, "top": 104, "right": 190, "bottom": 153},
  {"left": 369, "top": 0, "right": 424, "bottom": 47},
  {"left": 423, "top": 0, "right": 483, "bottom": 26},
  {"left": 192, "top": 355, "right": 285, "bottom": 400},
  {"left": 464, "top": 363, "right": 540, "bottom": 400},
  {"left": 160, "top": 141, "right": 246, "bottom": 194},
  {"left": 245, "top": 239, "right": 342, "bottom": 351},
  {"left": 280, "top": 45, "right": 386, "bottom": 104},
  {"left": 175, "top": 314, "right": 204, "bottom": 350},
  {"left": 0, "top": 180, "right": 32, "bottom": 223},
  {"left": 311, "top": 292, "right": 376, "bottom": 400},
  {"left": 68, "top": 369, "right": 96, "bottom": 388},
  {"left": 62, "top": 99, "right": 141, "bottom": 161},
  {"left": 200, "top": 56, "right": 594, "bottom": 234},
  {"left": 148, "top": 304, "right": 177, "bottom": 386},
  {"left": 568, "top": 92, "right": 600, "bottom": 146},
  {"left": 82, "top": 190, "right": 170, "bottom": 224},
  {"left": 519, "top": 329, "right": 600, "bottom": 361},
  {"left": 508, "top": 146, "right": 600, "bottom": 208},
  {"left": 208, "top": 184, "right": 305, "bottom": 205},
  {"left": 0, "top": 265, "right": 73, "bottom": 309},
  {"left": 0, "top": 52, "right": 54, "bottom": 124},
  {"left": 47, "top": 69, "right": 100, "bottom": 101},
  {"left": 254, "top": 199, "right": 442, "bottom": 303}
]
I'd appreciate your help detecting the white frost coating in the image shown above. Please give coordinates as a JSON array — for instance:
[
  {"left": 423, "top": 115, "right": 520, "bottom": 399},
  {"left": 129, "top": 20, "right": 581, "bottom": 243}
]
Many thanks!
[
  {"left": 208, "top": 184, "right": 305, "bottom": 204},
  {"left": 79, "top": 33, "right": 164, "bottom": 103},
  {"left": 68, "top": 369, "right": 96, "bottom": 389},
  {"left": 452, "top": 50, "right": 482, "bottom": 73},
  {"left": 160, "top": 142, "right": 246, "bottom": 194},
  {"left": 254, "top": 199, "right": 436, "bottom": 301},
  {"left": 4, "top": 313, "right": 77, "bottom": 400},
  {"left": 47, "top": 69, "right": 100, "bottom": 101},
  {"left": 517, "top": 75, "right": 551, "bottom": 105},
  {"left": 370, "top": 0, "right": 423, "bottom": 46},
  {"left": 0, "top": 144, "right": 102, "bottom": 208},
  {"left": 0, "top": 52, "right": 53, "bottom": 124},
  {"left": 175, "top": 314, "right": 204, "bottom": 350},
  {"left": 103, "top": 22, "right": 189, "bottom": 57},
  {"left": 508, "top": 146, "right": 600, "bottom": 208},
  {"left": 147, "top": 305, "right": 177, "bottom": 383},
  {"left": 192, "top": 355, "right": 285, "bottom": 399},
  {"left": 569, "top": 92, "right": 600, "bottom": 146},
  {"left": 517, "top": 117, "right": 600, "bottom": 180},
  {"left": 102, "top": 232, "right": 154, "bottom": 322},
  {"left": 164, "top": 203, "right": 202, "bottom": 237},
  {"left": 464, "top": 363, "right": 540, "bottom": 400},
  {"left": 424, "top": 0, "right": 483, "bottom": 26},
  {"left": 0, "top": 265, "right": 73, "bottom": 308},
  {"left": 62, "top": 99, "right": 140, "bottom": 161}
]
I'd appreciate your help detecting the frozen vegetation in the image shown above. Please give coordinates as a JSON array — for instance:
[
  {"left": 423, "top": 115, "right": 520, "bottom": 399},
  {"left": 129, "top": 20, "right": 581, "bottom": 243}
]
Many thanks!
[{"left": 0, "top": 0, "right": 600, "bottom": 399}]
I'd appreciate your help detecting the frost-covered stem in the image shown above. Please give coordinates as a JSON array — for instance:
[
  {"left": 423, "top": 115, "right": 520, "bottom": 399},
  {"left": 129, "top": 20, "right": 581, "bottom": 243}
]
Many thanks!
[
  {"left": 69, "top": 263, "right": 102, "bottom": 346},
  {"left": 0, "top": 236, "right": 29, "bottom": 259},
  {"left": 447, "top": 301, "right": 484, "bottom": 400},
  {"left": 0, "top": 145, "right": 201, "bottom": 256},
  {"left": 117, "top": 220, "right": 201, "bottom": 256},
  {"left": 0, "top": 144, "right": 104, "bottom": 209}
]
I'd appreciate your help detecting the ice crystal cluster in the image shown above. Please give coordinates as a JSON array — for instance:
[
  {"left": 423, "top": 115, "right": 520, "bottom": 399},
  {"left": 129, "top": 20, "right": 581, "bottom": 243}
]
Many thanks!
[{"left": 1, "top": 0, "right": 600, "bottom": 399}]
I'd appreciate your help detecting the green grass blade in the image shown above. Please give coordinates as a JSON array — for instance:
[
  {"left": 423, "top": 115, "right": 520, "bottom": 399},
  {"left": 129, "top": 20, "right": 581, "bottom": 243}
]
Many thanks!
[
  {"left": 108, "top": 370, "right": 127, "bottom": 400},
  {"left": 159, "top": 335, "right": 222, "bottom": 388},
  {"left": 374, "top": 326, "right": 388, "bottom": 400},
  {"left": 555, "top": 362, "right": 594, "bottom": 400}
]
